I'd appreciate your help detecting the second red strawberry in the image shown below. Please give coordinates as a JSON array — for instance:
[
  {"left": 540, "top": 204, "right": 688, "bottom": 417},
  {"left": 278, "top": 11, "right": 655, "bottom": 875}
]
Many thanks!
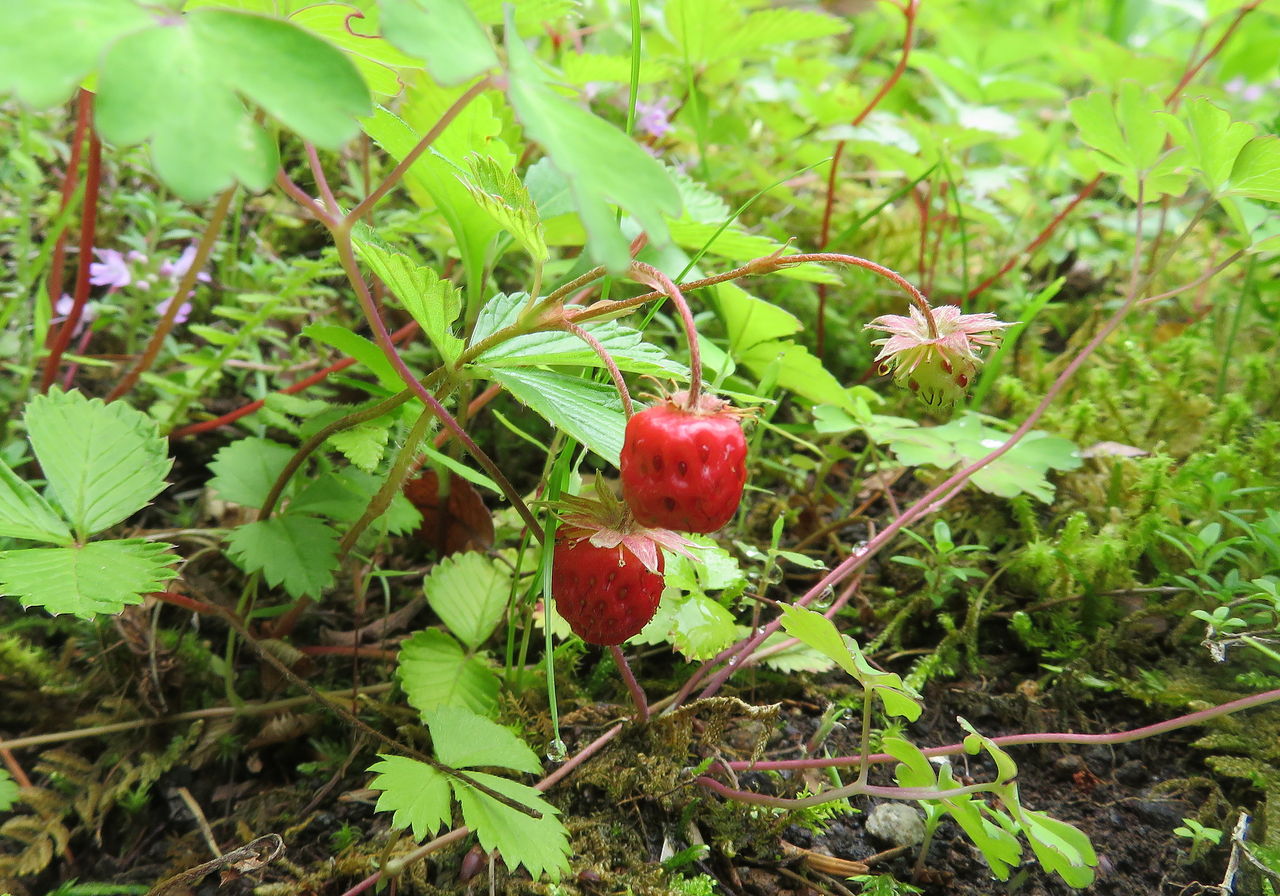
[{"left": 619, "top": 390, "right": 748, "bottom": 533}]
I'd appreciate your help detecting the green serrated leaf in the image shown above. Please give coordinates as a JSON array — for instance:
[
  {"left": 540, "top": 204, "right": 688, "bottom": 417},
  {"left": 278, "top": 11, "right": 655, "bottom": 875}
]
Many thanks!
[
  {"left": 0, "top": 459, "right": 73, "bottom": 545},
  {"left": 0, "top": 539, "right": 178, "bottom": 619},
  {"left": 1164, "top": 98, "right": 1255, "bottom": 195},
  {"left": 460, "top": 154, "right": 548, "bottom": 261},
  {"left": 757, "top": 633, "right": 837, "bottom": 673},
  {"left": 208, "top": 437, "right": 297, "bottom": 509},
  {"left": 424, "top": 553, "right": 510, "bottom": 649},
  {"left": 25, "top": 388, "right": 172, "bottom": 538},
  {"left": 0, "top": 0, "right": 151, "bottom": 109},
  {"left": 504, "top": 13, "right": 680, "bottom": 272},
  {"left": 328, "top": 420, "right": 391, "bottom": 472},
  {"left": 95, "top": 8, "right": 369, "bottom": 200},
  {"left": 453, "top": 772, "right": 569, "bottom": 881},
  {"left": 424, "top": 705, "right": 541, "bottom": 772},
  {"left": 288, "top": 469, "right": 419, "bottom": 534},
  {"left": 0, "top": 768, "right": 19, "bottom": 811},
  {"left": 397, "top": 628, "right": 499, "bottom": 716},
  {"left": 485, "top": 367, "right": 625, "bottom": 465},
  {"left": 1227, "top": 136, "right": 1280, "bottom": 203},
  {"left": 368, "top": 754, "right": 453, "bottom": 841},
  {"left": 666, "top": 594, "right": 739, "bottom": 660},
  {"left": 380, "top": 0, "right": 497, "bottom": 86},
  {"left": 868, "top": 412, "right": 1081, "bottom": 503},
  {"left": 352, "top": 235, "right": 464, "bottom": 364},
  {"left": 471, "top": 293, "right": 685, "bottom": 377},
  {"left": 225, "top": 515, "right": 339, "bottom": 598},
  {"left": 666, "top": 0, "right": 845, "bottom": 66}
]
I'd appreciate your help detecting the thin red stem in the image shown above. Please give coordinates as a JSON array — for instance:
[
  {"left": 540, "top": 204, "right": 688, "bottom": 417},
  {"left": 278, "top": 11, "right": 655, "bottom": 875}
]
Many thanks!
[
  {"left": 45, "top": 89, "right": 92, "bottom": 322},
  {"left": 40, "top": 123, "right": 101, "bottom": 392},
  {"left": 168, "top": 321, "right": 418, "bottom": 438},
  {"left": 564, "top": 321, "right": 634, "bottom": 417},
  {"left": 609, "top": 646, "right": 650, "bottom": 722},
  {"left": 628, "top": 261, "right": 705, "bottom": 403}
]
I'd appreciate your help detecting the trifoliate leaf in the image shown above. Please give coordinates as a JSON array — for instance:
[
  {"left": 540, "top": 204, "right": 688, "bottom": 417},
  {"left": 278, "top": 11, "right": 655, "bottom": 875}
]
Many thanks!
[
  {"left": 0, "top": 459, "right": 73, "bottom": 545},
  {"left": 0, "top": 539, "right": 178, "bottom": 619},
  {"left": 397, "top": 628, "right": 499, "bottom": 716},
  {"left": 208, "top": 437, "right": 297, "bottom": 510},
  {"left": 424, "top": 705, "right": 541, "bottom": 773},
  {"left": 504, "top": 13, "right": 680, "bottom": 272},
  {"left": 424, "top": 553, "right": 510, "bottom": 649},
  {"left": 225, "top": 515, "right": 339, "bottom": 598},
  {"left": 24, "top": 387, "right": 171, "bottom": 538},
  {"left": 367, "top": 755, "right": 453, "bottom": 841},
  {"left": 327, "top": 420, "right": 391, "bottom": 472},
  {"left": 453, "top": 772, "right": 569, "bottom": 882},
  {"left": 94, "top": 7, "right": 370, "bottom": 200}
]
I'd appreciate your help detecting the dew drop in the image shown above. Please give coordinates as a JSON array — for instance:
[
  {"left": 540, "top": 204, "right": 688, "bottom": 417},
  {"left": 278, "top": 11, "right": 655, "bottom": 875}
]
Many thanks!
[{"left": 546, "top": 739, "right": 568, "bottom": 762}]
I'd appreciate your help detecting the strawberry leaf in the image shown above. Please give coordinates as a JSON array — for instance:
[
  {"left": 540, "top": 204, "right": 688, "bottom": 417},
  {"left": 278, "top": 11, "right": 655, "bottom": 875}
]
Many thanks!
[
  {"left": 0, "top": 459, "right": 73, "bottom": 545},
  {"left": 225, "top": 515, "right": 339, "bottom": 599},
  {"left": 397, "top": 628, "right": 499, "bottom": 716},
  {"left": 0, "top": 539, "right": 178, "bottom": 619},
  {"left": 424, "top": 553, "right": 510, "bottom": 650},
  {"left": 24, "top": 388, "right": 171, "bottom": 539},
  {"left": 0, "top": 768, "right": 18, "bottom": 811},
  {"left": 423, "top": 705, "right": 541, "bottom": 773},
  {"left": 208, "top": 438, "right": 298, "bottom": 510},
  {"left": 484, "top": 368, "right": 626, "bottom": 466},
  {"left": 453, "top": 772, "right": 569, "bottom": 882},
  {"left": 352, "top": 233, "right": 464, "bottom": 365},
  {"left": 379, "top": 0, "right": 497, "bottom": 86},
  {"left": 367, "top": 755, "right": 453, "bottom": 841}
]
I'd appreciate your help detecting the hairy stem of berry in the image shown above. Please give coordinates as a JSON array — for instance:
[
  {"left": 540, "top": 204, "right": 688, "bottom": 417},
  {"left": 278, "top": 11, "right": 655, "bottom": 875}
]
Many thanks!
[
  {"left": 629, "top": 261, "right": 705, "bottom": 403},
  {"left": 610, "top": 645, "right": 650, "bottom": 722},
  {"left": 563, "top": 321, "right": 634, "bottom": 417}
]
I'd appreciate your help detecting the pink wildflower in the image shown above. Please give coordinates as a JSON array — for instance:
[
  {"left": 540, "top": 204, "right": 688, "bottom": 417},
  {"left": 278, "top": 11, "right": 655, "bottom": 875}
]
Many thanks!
[
  {"left": 635, "top": 97, "right": 673, "bottom": 139},
  {"left": 864, "top": 302, "right": 1013, "bottom": 407},
  {"left": 88, "top": 248, "right": 132, "bottom": 288},
  {"left": 159, "top": 245, "right": 212, "bottom": 283},
  {"left": 156, "top": 296, "right": 192, "bottom": 325}
]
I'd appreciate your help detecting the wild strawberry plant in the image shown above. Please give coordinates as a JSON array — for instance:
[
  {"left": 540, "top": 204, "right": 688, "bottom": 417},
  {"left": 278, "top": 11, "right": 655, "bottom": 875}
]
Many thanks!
[{"left": 0, "top": 0, "right": 1278, "bottom": 892}]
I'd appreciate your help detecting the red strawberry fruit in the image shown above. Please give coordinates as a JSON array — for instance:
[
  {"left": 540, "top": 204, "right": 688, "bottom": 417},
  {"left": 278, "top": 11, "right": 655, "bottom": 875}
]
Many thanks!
[
  {"left": 620, "top": 389, "right": 748, "bottom": 533},
  {"left": 552, "top": 536, "right": 664, "bottom": 646},
  {"left": 550, "top": 480, "right": 691, "bottom": 645}
]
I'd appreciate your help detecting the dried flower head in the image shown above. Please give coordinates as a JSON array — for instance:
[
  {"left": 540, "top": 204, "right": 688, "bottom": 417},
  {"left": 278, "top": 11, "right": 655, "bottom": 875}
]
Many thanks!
[{"left": 865, "top": 302, "right": 1013, "bottom": 407}]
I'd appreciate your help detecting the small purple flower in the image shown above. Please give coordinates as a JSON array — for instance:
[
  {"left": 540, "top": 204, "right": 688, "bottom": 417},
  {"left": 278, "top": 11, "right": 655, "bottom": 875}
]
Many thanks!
[
  {"left": 54, "top": 294, "right": 96, "bottom": 336},
  {"left": 635, "top": 97, "right": 674, "bottom": 139},
  {"left": 159, "top": 245, "right": 212, "bottom": 284},
  {"left": 156, "top": 296, "right": 192, "bottom": 325},
  {"left": 89, "top": 248, "right": 132, "bottom": 288},
  {"left": 1225, "top": 76, "right": 1264, "bottom": 102}
]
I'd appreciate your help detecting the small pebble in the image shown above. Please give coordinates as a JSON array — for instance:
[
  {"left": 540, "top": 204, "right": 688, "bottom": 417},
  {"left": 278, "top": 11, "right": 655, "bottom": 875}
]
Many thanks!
[{"left": 865, "top": 802, "right": 925, "bottom": 847}]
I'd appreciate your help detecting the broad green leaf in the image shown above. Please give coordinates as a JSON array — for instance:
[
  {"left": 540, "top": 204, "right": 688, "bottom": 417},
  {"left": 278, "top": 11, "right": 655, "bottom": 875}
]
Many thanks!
[
  {"left": 225, "top": 515, "right": 339, "bottom": 598},
  {"left": 667, "top": 594, "right": 740, "bottom": 660},
  {"left": 504, "top": 14, "right": 681, "bottom": 272},
  {"left": 0, "top": 0, "right": 150, "bottom": 108},
  {"left": 397, "top": 628, "right": 499, "bottom": 716},
  {"left": 757, "top": 634, "right": 837, "bottom": 673},
  {"left": 1019, "top": 809, "right": 1098, "bottom": 887},
  {"left": 424, "top": 553, "right": 510, "bottom": 649},
  {"left": 739, "top": 340, "right": 857, "bottom": 411},
  {"left": 1227, "top": 136, "right": 1280, "bottom": 203},
  {"left": 0, "top": 459, "right": 73, "bottom": 545},
  {"left": 460, "top": 154, "right": 548, "bottom": 262},
  {"left": 352, "top": 234, "right": 464, "bottom": 364},
  {"left": 868, "top": 412, "right": 1081, "bottom": 503},
  {"left": 470, "top": 293, "right": 685, "bottom": 377},
  {"left": 453, "top": 772, "right": 569, "bottom": 882},
  {"left": 208, "top": 437, "right": 297, "bottom": 509},
  {"left": 0, "top": 539, "right": 178, "bottom": 619},
  {"left": 0, "top": 768, "right": 18, "bottom": 811},
  {"left": 380, "top": 0, "right": 497, "bottom": 86},
  {"left": 424, "top": 705, "right": 541, "bottom": 773},
  {"left": 662, "top": 538, "right": 745, "bottom": 593},
  {"left": 95, "top": 8, "right": 370, "bottom": 200},
  {"left": 289, "top": 4, "right": 419, "bottom": 97},
  {"left": 1068, "top": 85, "right": 1184, "bottom": 199},
  {"left": 25, "top": 388, "right": 172, "bottom": 538},
  {"left": 485, "top": 368, "right": 625, "bottom": 465},
  {"left": 1164, "top": 98, "right": 1254, "bottom": 194},
  {"left": 304, "top": 323, "right": 403, "bottom": 391},
  {"left": 711, "top": 284, "right": 802, "bottom": 351},
  {"left": 367, "top": 755, "right": 453, "bottom": 841},
  {"left": 883, "top": 737, "right": 938, "bottom": 790}
]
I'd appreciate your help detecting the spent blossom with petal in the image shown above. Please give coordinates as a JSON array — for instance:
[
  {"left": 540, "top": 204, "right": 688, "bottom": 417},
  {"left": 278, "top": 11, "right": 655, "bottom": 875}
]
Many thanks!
[{"left": 864, "top": 302, "right": 1014, "bottom": 407}]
